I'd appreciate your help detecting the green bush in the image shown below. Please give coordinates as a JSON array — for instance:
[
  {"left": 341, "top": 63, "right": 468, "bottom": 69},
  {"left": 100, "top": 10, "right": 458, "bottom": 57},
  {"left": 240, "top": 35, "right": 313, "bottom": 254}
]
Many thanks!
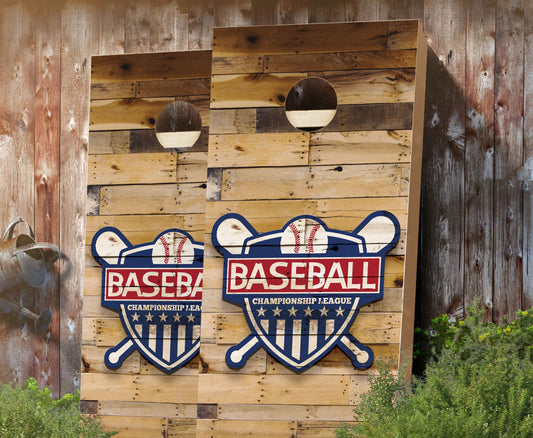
[
  {"left": 0, "top": 378, "right": 113, "bottom": 437},
  {"left": 337, "top": 306, "right": 533, "bottom": 438}
]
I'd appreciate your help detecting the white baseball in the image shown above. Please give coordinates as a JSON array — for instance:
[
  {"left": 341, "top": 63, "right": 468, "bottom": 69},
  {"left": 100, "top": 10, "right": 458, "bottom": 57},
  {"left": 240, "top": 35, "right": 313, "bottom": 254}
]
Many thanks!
[
  {"left": 152, "top": 231, "right": 195, "bottom": 265},
  {"left": 280, "top": 218, "right": 328, "bottom": 254}
]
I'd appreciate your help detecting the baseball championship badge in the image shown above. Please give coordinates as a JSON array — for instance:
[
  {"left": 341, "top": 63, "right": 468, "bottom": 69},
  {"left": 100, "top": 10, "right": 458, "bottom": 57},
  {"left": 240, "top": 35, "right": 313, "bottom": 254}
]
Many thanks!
[
  {"left": 212, "top": 212, "right": 400, "bottom": 373},
  {"left": 92, "top": 227, "right": 203, "bottom": 373}
]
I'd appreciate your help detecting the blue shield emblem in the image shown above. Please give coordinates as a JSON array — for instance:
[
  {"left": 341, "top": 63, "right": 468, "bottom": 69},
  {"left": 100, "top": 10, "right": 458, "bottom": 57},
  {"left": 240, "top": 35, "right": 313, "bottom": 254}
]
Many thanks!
[
  {"left": 92, "top": 227, "right": 203, "bottom": 373},
  {"left": 212, "top": 212, "right": 400, "bottom": 373}
]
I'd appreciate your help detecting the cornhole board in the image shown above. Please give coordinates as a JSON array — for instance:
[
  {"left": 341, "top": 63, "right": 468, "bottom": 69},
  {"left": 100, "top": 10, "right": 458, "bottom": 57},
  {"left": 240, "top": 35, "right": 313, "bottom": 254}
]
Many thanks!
[
  {"left": 80, "top": 49, "right": 211, "bottom": 437},
  {"left": 197, "top": 20, "right": 426, "bottom": 437}
]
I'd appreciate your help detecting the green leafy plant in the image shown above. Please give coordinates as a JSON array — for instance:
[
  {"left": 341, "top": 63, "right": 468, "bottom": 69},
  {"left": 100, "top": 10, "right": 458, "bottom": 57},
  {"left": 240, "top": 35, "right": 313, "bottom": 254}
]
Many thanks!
[
  {"left": 0, "top": 378, "right": 113, "bottom": 437},
  {"left": 337, "top": 306, "right": 533, "bottom": 438}
]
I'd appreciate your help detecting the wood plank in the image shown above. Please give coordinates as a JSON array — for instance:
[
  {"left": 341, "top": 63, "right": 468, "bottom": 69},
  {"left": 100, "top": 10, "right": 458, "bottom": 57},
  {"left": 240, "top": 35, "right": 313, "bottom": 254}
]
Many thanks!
[
  {"left": 213, "top": 0, "right": 253, "bottom": 27},
  {"left": 89, "top": 131, "right": 130, "bottom": 154},
  {"left": 220, "top": 164, "right": 409, "bottom": 200},
  {"left": 188, "top": 0, "right": 215, "bottom": 50},
  {"left": 197, "top": 374, "right": 350, "bottom": 405},
  {"left": 91, "top": 51, "right": 212, "bottom": 82},
  {"left": 90, "top": 81, "right": 136, "bottom": 100},
  {"left": 262, "top": 49, "right": 417, "bottom": 74},
  {"left": 211, "top": 73, "right": 305, "bottom": 109},
  {"left": 167, "top": 419, "right": 197, "bottom": 438},
  {"left": 320, "top": 69, "right": 416, "bottom": 105},
  {"left": 297, "top": 421, "right": 357, "bottom": 438},
  {"left": 275, "top": 0, "right": 308, "bottom": 24},
  {"left": 493, "top": 0, "right": 524, "bottom": 322},
  {"left": 60, "top": 0, "right": 99, "bottom": 396},
  {"left": 98, "top": 400, "right": 197, "bottom": 418},
  {"left": 387, "top": 20, "right": 419, "bottom": 50},
  {"left": 419, "top": 1, "right": 466, "bottom": 326},
  {"left": 130, "top": 127, "right": 209, "bottom": 153},
  {"left": 99, "top": 183, "right": 206, "bottom": 215},
  {"left": 210, "top": 109, "right": 257, "bottom": 134},
  {"left": 150, "top": 0, "right": 188, "bottom": 52},
  {"left": 88, "top": 152, "right": 177, "bottom": 185},
  {"left": 97, "top": 1, "right": 125, "bottom": 55},
  {"left": 136, "top": 78, "right": 210, "bottom": 98},
  {"left": 309, "top": 130, "right": 412, "bottom": 165},
  {"left": 524, "top": 0, "right": 533, "bottom": 309},
  {"left": 256, "top": 103, "right": 414, "bottom": 133},
  {"left": 212, "top": 22, "right": 388, "bottom": 57},
  {"left": 308, "top": 0, "right": 346, "bottom": 23},
  {"left": 34, "top": 5, "right": 61, "bottom": 396},
  {"left": 217, "top": 403, "right": 356, "bottom": 421},
  {"left": 464, "top": 0, "right": 495, "bottom": 315},
  {"left": 81, "top": 372, "right": 198, "bottom": 403},
  {"left": 141, "top": 356, "right": 200, "bottom": 376},
  {"left": 209, "top": 132, "right": 309, "bottom": 167},
  {"left": 82, "top": 317, "right": 97, "bottom": 345},
  {"left": 211, "top": 55, "right": 265, "bottom": 75},
  {"left": 197, "top": 419, "right": 296, "bottom": 437},
  {"left": 97, "top": 415, "right": 167, "bottom": 438},
  {"left": 124, "top": 1, "right": 150, "bottom": 53}
]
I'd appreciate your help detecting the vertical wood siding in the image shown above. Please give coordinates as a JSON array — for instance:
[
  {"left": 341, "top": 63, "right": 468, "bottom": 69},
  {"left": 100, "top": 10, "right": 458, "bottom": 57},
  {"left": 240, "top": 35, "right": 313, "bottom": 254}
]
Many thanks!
[{"left": 0, "top": 0, "right": 531, "bottom": 404}]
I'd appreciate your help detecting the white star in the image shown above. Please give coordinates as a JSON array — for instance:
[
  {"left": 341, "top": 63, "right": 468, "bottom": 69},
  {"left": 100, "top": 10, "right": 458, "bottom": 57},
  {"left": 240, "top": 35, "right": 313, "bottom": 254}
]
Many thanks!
[
  {"left": 257, "top": 306, "right": 266, "bottom": 317},
  {"left": 288, "top": 306, "right": 297, "bottom": 317},
  {"left": 159, "top": 313, "right": 168, "bottom": 322},
  {"left": 132, "top": 312, "right": 140, "bottom": 322},
  {"left": 187, "top": 313, "right": 195, "bottom": 322},
  {"left": 319, "top": 306, "right": 329, "bottom": 317},
  {"left": 272, "top": 306, "right": 282, "bottom": 316},
  {"left": 173, "top": 313, "right": 181, "bottom": 322},
  {"left": 145, "top": 312, "right": 154, "bottom": 322},
  {"left": 335, "top": 307, "right": 345, "bottom": 317},
  {"left": 303, "top": 307, "right": 313, "bottom": 317}
]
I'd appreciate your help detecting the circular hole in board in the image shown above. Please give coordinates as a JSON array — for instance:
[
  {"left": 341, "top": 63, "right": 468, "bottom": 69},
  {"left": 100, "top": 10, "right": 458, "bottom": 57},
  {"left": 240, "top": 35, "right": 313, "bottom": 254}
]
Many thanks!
[
  {"left": 155, "top": 101, "right": 202, "bottom": 148},
  {"left": 285, "top": 77, "right": 337, "bottom": 132}
]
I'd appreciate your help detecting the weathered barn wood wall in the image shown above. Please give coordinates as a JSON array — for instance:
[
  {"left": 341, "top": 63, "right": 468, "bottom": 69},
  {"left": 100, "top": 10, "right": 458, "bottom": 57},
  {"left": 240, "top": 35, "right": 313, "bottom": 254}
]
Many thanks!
[{"left": 0, "top": 0, "right": 531, "bottom": 405}]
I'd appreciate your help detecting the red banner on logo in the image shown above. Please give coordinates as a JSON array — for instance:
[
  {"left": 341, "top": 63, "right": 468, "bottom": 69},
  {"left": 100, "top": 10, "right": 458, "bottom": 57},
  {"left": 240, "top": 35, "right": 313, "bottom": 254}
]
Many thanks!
[{"left": 225, "top": 257, "right": 381, "bottom": 294}]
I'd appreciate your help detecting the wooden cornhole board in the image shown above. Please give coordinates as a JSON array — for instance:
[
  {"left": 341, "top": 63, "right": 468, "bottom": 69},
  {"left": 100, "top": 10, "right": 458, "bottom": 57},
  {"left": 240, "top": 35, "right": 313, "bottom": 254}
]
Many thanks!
[
  {"left": 81, "top": 50, "right": 211, "bottom": 437},
  {"left": 198, "top": 20, "right": 426, "bottom": 436}
]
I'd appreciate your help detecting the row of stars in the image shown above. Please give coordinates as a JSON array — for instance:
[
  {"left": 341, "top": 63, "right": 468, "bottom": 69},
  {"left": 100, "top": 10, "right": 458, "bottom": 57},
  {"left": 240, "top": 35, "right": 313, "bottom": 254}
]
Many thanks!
[
  {"left": 256, "top": 306, "right": 346, "bottom": 318},
  {"left": 131, "top": 312, "right": 197, "bottom": 323}
]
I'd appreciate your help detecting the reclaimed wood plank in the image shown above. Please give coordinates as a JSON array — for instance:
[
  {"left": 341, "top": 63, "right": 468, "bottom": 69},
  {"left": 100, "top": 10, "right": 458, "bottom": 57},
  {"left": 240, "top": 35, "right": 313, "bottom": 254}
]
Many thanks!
[
  {"left": 60, "top": 0, "right": 99, "bottom": 396},
  {"left": 524, "top": 0, "right": 533, "bottom": 310},
  {"left": 217, "top": 403, "right": 356, "bottom": 421},
  {"left": 98, "top": 400, "right": 197, "bottom": 418},
  {"left": 198, "top": 343, "right": 268, "bottom": 374},
  {"left": 419, "top": 0, "right": 466, "bottom": 326},
  {"left": 263, "top": 49, "right": 417, "bottom": 74},
  {"left": 212, "top": 22, "right": 388, "bottom": 57},
  {"left": 124, "top": 1, "right": 150, "bottom": 53},
  {"left": 387, "top": 20, "right": 419, "bottom": 50},
  {"left": 91, "top": 51, "right": 212, "bottom": 82},
  {"left": 221, "top": 164, "right": 409, "bottom": 200},
  {"left": 99, "top": 183, "right": 206, "bottom": 215},
  {"left": 493, "top": 0, "right": 524, "bottom": 322},
  {"left": 88, "top": 152, "right": 177, "bottom": 185},
  {"left": 297, "top": 421, "right": 357, "bottom": 438},
  {"left": 308, "top": 0, "right": 345, "bottom": 23},
  {"left": 275, "top": 0, "right": 308, "bottom": 24},
  {"left": 150, "top": 0, "right": 188, "bottom": 52},
  {"left": 214, "top": 0, "right": 253, "bottom": 27},
  {"left": 209, "top": 132, "right": 309, "bottom": 167},
  {"left": 81, "top": 345, "right": 141, "bottom": 374},
  {"left": 34, "top": 5, "right": 61, "bottom": 395},
  {"left": 167, "top": 419, "right": 197, "bottom": 438},
  {"left": 97, "top": 1, "right": 125, "bottom": 55},
  {"left": 465, "top": 0, "right": 495, "bottom": 315},
  {"left": 188, "top": 0, "right": 215, "bottom": 50},
  {"left": 81, "top": 372, "right": 198, "bottom": 403},
  {"left": 198, "top": 374, "right": 350, "bottom": 405},
  {"left": 136, "top": 78, "right": 210, "bottom": 98},
  {"left": 256, "top": 103, "right": 413, "bottom": 133},
  {"left": 309, "top": 130, "right": 411, "bottom": 165},
  {"left": 210, "top": 109, "right": 257, "bottom": 134},
  {"left": 97, "top": 415, "right": 167, "bottom": 438},
  {"left": 211, "top": 73, "right": 305, "bottom": 109},
  {"left": 197, "top": 419, "right": 296, "bottom": 437},
  {"left": 90, "top": 81, "right": 136, "bottom": 100},
  {"left": 321, "top": 68, "right": 416, "bottom": 105},
  {"left": 89, "top": 131, "right": 130, "bottom": 154}
]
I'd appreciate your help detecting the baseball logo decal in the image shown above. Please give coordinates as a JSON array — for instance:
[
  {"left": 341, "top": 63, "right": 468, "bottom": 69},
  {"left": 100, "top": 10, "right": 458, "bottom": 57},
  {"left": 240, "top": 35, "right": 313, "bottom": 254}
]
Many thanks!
[
  {"left": 92, "top": 227, "right": 203, "bottom": 373},
  {"left": 212, "top": 212, "right": 400, "bottom": 373}
]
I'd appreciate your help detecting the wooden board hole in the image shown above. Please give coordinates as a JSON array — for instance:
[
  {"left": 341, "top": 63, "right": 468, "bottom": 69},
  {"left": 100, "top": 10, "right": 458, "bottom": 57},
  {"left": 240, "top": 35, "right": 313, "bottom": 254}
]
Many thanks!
[
  {"left": 285, "top": 77, "right": 337, "bottom": 132},
  {"left": 155, "top": 101, "right": 202, "bottom": 148}
]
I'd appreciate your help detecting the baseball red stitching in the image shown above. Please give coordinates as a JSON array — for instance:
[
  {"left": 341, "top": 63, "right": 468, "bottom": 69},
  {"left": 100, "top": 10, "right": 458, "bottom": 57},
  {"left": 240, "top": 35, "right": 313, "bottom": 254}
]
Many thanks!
[
  {"left": 289, "top": 222, "right": 301, "bottom": 253},
  {"left": 160, "top": 235, "right": 170, "bottom": 264},
  {"left": 176, "top": 237, "right": 187, "bottom": 264},
  {"left": 307, "top": 224, "right": 320, "bottom": 253}
]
